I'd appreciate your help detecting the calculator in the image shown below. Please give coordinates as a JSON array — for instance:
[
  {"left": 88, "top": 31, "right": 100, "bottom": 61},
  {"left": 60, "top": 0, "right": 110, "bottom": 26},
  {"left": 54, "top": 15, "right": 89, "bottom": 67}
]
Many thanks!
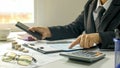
[{"left": 60, "top": 50, "right": 105, "bottom": 63}]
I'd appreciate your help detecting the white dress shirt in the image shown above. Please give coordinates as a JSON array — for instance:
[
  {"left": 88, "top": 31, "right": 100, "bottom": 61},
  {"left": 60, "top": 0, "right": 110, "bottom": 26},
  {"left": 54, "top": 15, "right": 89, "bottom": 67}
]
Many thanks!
[{"left": 93, "top": 0, "right": 113, "bottom": 20}]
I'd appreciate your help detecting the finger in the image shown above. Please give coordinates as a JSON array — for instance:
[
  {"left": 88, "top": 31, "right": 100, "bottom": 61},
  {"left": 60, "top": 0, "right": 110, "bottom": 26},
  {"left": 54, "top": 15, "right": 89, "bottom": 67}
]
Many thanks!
[
  {"left": 29, "top": 27, "right": 44, "bottom": 39},
  {"left": 84, "top": 35, "right": 90, "bottom": 48},
  {"left": 80, "top": 34, "right": 85, "bottom": 48},
  {"left": 69, "top": 36, "right": 81, "bottom": 49},
  {"left": 34, "top": 27, "right": 45, "bottom": 34},
  {"left": 89, "top": 40, "right": 94, "bottom": 48},
  {"left": 42, "top": 32, "right": 48, "bottom": 39},
  {"left": 28, "top": 27, "right": 36, "bottom": 32}
]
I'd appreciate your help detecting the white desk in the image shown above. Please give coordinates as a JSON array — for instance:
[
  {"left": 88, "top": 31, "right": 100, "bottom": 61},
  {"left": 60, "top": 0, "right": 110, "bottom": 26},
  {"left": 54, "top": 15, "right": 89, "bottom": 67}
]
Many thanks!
[
  {"left": 0, "top": 32, "right": 114, "bottom": 68},
  {"left": 40, "top": 51, "right": 114, "bottom": 68}
]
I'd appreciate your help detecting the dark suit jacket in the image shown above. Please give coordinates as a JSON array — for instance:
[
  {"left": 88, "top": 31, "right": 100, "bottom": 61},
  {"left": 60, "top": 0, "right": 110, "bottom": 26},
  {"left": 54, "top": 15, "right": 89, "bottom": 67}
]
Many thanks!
[{"left": 46, "top": 0, "right": 120, "bottom": 49}]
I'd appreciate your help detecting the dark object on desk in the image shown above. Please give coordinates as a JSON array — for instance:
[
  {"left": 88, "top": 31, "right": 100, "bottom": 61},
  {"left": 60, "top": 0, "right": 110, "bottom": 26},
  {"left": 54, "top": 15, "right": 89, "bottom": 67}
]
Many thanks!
[
  {"left": 60, "top": 50, "right": 105, "bottom": 63},
  {"left": 24, "top": 36, "right": 36, "bottom": 41},
  {"left": 15, "top": 22, "right": 42, "bottom": 40}
]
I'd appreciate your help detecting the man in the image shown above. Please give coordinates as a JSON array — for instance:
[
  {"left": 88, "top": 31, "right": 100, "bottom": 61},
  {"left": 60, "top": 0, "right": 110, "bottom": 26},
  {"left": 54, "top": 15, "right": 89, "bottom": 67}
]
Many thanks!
[{"left": 29, "top": 0, "right": 120, "bottom": 49}]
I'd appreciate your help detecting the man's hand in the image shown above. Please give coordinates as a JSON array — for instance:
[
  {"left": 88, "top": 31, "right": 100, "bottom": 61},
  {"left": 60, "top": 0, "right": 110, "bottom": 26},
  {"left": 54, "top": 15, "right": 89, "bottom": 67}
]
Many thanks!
[
  {"left": 29, "top": 27, "right": 51, "bottom": 39},
  {"left": 69, "top": 33, "right": 101, "bottom": 49}
]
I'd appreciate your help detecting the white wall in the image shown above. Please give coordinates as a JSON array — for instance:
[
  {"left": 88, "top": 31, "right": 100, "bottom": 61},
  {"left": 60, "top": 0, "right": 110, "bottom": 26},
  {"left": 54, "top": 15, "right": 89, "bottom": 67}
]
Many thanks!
[
  {"left": 35, "top": 0, "right": 87, "bottom": 26},
  {"left": 0, "top": 0, "right": 87, "bottom": 32}
]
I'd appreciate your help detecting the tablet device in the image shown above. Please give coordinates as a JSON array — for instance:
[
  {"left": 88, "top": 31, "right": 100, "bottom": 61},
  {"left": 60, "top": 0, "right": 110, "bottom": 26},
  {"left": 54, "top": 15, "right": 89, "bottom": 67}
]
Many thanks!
[{"left": 15, "top": 22, "right": 42, "bottom": 40}]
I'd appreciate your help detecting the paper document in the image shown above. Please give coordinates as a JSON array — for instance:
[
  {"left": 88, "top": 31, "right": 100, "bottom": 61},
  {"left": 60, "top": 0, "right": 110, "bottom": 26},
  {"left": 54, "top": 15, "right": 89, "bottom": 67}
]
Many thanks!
[{"left": 22, "top": 40, "right": 83, "bottom": 54}]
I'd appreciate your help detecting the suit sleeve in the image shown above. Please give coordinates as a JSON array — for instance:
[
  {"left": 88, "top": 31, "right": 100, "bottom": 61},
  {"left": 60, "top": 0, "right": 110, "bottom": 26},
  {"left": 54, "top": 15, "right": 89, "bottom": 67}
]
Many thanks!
[
  {"left": 99, "top": 31, "right": 115, "bottom": 49},
  {"left": 46, "top": 11, "right": 85, "bottom": 40},
  {"left": 99, "top": 14, "right": 120, "bottom": 49}
]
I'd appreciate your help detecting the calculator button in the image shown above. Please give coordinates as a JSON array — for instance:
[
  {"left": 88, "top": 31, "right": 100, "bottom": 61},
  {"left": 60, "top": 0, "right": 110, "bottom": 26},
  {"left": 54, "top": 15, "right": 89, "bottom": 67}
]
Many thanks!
[{"left": 95, "top": 52, "right": 102, "bottom": 56}]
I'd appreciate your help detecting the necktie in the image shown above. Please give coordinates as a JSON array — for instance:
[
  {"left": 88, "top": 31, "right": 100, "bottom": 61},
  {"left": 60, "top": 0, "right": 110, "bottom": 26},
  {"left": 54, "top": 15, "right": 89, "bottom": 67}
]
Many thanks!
[{"left": 95, "top": 6, "right": 105, "bottom": 32}]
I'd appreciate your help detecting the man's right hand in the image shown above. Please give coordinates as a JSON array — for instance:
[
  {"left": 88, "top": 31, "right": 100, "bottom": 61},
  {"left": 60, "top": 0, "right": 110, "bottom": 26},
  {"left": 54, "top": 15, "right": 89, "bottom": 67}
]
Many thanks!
[{"left": 29, "top": 27, "right": 51, "bottom": 39}]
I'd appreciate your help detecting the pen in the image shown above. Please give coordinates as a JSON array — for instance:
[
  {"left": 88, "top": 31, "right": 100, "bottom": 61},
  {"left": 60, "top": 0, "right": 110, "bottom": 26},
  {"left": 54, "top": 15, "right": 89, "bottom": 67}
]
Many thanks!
[
  {"left": 37, "top": 40, "right": 73, "bottom": 44},
  {"left": 46, "top": 41, "right": 72, "bottom": 44}
]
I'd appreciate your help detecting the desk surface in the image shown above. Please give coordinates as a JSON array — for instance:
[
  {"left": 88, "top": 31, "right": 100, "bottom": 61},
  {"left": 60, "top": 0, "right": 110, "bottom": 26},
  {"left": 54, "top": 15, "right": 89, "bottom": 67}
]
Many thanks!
[
  {"left": 40, "top": 51, "right": 114, "bottom": 68},
  {"left": 0, "top": 32, "right": 114, "bottom": 68}
]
